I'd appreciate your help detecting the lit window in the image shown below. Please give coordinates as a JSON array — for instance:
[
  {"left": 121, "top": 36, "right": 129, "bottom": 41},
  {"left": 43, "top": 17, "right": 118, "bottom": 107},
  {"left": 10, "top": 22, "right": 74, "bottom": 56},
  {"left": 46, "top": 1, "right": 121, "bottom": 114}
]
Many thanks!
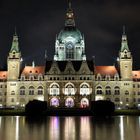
[
  {"left": 50, "top": 84, "right": 59, "bottom": 96},
  {"left": 80, "top": 84, "right": 89, "bottom": 95},
  {"left": 65, "top": 84, "right": 75, "bottom": 95}
]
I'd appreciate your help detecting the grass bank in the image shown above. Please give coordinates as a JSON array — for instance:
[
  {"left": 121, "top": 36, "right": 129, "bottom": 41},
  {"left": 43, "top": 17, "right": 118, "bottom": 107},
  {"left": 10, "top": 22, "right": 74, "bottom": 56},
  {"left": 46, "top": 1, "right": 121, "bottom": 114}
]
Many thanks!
[
  {"left": 114, "top": 109, "right": 140, "bottom": 116},
  {"left": 0, "top": 109, "right": 25, "bottom": 116}
]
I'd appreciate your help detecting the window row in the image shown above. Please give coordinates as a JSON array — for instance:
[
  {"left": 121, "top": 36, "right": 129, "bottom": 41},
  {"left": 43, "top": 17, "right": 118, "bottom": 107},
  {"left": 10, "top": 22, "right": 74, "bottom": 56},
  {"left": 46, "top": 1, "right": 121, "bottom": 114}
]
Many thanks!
[
  {"left": 49, "top": 84, "right": 90, "bottom": 96},
  {"left": 96, "top": 74, "right": 119, "bottom": 81},
  {"left": 49, "top": 77, "right": 91, "bottom": 81},
  {"left": 20, "top": 75, "right": 43, "bottom": 81},
  {"left": 133, "top": 84, "right": 140, "bottom": 88},
  {"left": 134, "top": 92, "right": 140, "bottom": 95},
  {"left": 19, "top": 86, "right": 44, "bottom": 95},
  {"left": 0, "top": 85, "right": 7, "bottom": 88}
]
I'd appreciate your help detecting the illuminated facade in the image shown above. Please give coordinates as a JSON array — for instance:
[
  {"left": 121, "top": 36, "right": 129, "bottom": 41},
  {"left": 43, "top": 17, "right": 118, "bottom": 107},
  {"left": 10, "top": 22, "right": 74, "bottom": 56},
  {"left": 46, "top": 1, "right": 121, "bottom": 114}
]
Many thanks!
[{"left": 0, "top": 4, "right": 140, "bottom": 109}]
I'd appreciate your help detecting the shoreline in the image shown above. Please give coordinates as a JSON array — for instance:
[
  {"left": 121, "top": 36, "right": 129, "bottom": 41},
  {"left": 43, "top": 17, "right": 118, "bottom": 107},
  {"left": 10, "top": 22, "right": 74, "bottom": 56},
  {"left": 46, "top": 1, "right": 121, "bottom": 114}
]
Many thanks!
[{"left": 0, "top": 109, "right": 140, "bottom": 116}]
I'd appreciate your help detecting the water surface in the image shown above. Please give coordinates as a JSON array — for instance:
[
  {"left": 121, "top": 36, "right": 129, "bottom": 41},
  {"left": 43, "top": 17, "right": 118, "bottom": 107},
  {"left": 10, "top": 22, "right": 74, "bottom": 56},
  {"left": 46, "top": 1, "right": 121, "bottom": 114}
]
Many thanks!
[{"left": 0, "top": 116, "right": 140, "bottom": 140}]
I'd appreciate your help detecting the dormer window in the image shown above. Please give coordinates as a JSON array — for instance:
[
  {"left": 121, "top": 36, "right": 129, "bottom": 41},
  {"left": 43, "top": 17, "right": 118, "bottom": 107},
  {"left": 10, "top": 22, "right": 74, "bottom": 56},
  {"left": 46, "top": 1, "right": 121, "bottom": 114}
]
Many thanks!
[
  {"left": 29, "top": 75, "right": 34, "bottom": 81},
  {"left": 38, "top": 74, "right": 43, "bottom": 81},
  {"left": 20, "top": 75, "right": 25, "bottom": 81},
  {"left": 97, "top": 74, "right": 102, "bottom": 81}
]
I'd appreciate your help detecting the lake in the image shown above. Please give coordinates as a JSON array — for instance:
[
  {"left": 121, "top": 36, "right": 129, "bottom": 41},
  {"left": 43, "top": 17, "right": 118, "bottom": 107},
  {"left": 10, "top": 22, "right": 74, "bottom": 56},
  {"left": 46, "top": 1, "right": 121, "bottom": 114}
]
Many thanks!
[{"left": 0, "top": 116, "right": 140, "bottom": 140}]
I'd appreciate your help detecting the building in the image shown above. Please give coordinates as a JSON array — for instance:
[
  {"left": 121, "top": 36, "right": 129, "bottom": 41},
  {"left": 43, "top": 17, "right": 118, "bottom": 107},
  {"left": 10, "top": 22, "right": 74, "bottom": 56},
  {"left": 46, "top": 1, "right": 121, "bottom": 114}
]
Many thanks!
[{"left": 0, "top": 4, "right": 140, "bottom": 109}]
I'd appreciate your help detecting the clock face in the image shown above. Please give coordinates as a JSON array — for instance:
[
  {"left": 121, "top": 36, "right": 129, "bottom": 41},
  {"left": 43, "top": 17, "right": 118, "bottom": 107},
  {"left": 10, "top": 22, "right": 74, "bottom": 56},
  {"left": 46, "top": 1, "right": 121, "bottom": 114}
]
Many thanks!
[{"left": 66, "top": 42, "right": 74, "bottom": 49}]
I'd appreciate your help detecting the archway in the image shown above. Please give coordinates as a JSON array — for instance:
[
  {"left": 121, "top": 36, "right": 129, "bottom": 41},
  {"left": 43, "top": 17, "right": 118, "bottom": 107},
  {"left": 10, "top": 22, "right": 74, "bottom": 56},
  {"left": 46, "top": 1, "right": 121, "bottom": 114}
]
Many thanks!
[
  {"left": 81, "top": 98, "right": 89, "bottom": 108},
  {"left": 65, "top": 97, "right": 74, "bottom": 108},
  {"left": 50, "top": 97, "right": 59, "bottom": 107}
]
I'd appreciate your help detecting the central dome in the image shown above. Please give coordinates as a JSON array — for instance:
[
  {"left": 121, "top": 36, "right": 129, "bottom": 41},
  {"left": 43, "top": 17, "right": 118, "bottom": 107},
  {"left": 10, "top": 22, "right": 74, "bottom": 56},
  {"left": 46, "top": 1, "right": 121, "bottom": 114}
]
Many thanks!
[{"left": 57, "top": 27, "right": 83, "bottom": 43}]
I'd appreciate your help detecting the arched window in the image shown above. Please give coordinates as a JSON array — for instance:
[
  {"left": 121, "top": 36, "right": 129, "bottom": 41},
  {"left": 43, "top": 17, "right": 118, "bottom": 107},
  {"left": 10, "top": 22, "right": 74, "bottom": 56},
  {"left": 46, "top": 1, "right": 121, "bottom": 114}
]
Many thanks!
[
  {"left": 37, "top": 86, "right": 43, "bottom": 95},
  {"left": 80, "top": 84, "right": 89, "bottom": 95},
  {"left": 66, "top": 42, "right": 74, "bottom": 59},
  {"left": 125, "top": 90, "right": 129, "bottom": 95},
  {"left": 11, "top": 91, "right": 15, "bottom": 95},
  {"left": 96, "top": 86, "right": 102, "bottom": 94},
  {"left": 29, "top": 86, "right": 34, "bottom": 95},
  {"left": 65, "top": 84, "right": 75, "bottom": 95},
  {"left": 115, "top": 98, "right": 120, "bottom": 102},
  {"left": 105, "top": 86, "right": 111, "bottom": 95},
  {"left": 20, "top": 86, "right": 25, "bottom": 95},
  {"left": 114, "top": 86, "right": 120, "bottom": 95},
  {"left": 50, "top": 84, "right": 59, "bottom": 96}
]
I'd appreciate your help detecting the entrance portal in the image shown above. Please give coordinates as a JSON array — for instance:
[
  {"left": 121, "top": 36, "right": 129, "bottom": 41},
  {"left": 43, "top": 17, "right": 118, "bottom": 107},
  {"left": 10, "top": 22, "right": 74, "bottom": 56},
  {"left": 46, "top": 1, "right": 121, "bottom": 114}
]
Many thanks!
[
  {"left": 81, "top": 98, "right": 89, "bottom": 108},
  {"left": 50, "top": 97, "right": 59, "bottom": 107},
  {"left": 65, "top": 97, "right": 74, "bottom": 108}
]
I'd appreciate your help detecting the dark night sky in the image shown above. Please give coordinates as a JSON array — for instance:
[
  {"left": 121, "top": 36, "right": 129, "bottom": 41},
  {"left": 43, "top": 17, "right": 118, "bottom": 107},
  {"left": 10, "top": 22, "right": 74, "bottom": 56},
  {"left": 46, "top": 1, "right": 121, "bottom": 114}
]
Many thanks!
[{"left": 0, "top": 0, "right": 140, "bottom": 70}]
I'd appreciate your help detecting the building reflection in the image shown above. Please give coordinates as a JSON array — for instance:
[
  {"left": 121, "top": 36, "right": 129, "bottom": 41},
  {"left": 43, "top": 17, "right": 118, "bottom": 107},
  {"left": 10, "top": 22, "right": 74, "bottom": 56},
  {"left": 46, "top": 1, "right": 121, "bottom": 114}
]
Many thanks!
[
  {"left": 49, "top": 117, "right": 60, "bottom": 140},
  {"left": 15, "top": 116, "right": 19, "bottom": 140},
  {"left": 64, "top": 117, "right": 76, "bottom": 140},
  {"left": 119, "top": 116, "right": 124, "bottom": 140},
  {"left": 80, "top": 117, "right": 91, "bottom": 140},
  {"left": 0, "top": 117, "right": 1, "bottom": 128},
  {"left": 1, "top": 116, "right": 140, "bottom": 140}
]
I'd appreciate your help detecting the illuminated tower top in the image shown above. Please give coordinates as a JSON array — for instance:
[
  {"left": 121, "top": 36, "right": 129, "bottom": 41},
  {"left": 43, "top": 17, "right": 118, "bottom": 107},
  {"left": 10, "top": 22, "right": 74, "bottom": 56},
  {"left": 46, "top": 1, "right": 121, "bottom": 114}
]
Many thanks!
[
  {"left": 10, "top": 28, "right": 20, "bottom": 54},
  {"left": 65, "top": 1, "right": 75, "bottom": 27},
  {"left": 120, "top": 26, "right": 130, "bottom": 52},
  {"left": 54, "top": 2, "right": 86, "bottom": 61}
]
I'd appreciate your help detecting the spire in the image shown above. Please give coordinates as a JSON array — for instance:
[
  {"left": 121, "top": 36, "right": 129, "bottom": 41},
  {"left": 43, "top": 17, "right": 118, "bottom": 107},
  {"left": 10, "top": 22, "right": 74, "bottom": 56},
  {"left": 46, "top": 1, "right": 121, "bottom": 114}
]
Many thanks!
[
  {"left": 32, "top": 61, "right": 35, "bottom": 68},
  {"left": 45, "top": 49, "right": 47, "bottom": 60},
  {"left": 10, "top": 27, "right": 19, "bottom": 53},
  {"left": 65, "top": 0, "right": 75, "bottom": 27},
  {"left": 121, "top": 26, "right": 129, "bottom": 52},
  {"left": 14, "top": 27, "right": 17, "bottom": 36}
]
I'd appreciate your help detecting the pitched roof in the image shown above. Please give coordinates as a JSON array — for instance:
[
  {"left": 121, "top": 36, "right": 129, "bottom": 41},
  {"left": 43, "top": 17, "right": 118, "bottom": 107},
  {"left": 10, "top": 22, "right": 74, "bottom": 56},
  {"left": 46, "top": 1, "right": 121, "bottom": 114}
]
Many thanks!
[
  {"left": 132, "top": 71, "right": 140, "bottom": 79},
  {"left": 95, "top": 66, "right": 118, "bottom": 76},
  {"left": 22, "top": 66, "right": 45, "bottom": 76},
  {"left": 0, "top": 71, "right": 7, "bottom": 80}
]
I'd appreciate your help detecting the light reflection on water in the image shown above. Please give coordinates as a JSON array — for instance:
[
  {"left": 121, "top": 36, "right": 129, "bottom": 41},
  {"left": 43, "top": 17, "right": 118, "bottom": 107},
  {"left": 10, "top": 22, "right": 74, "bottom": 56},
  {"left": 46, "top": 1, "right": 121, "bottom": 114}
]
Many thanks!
[
  {"left": 0, "top": 116, "right": 140, "bottom": 140},
  {"left": 120, "top": 116, "right": 124, "bottom": 140}
]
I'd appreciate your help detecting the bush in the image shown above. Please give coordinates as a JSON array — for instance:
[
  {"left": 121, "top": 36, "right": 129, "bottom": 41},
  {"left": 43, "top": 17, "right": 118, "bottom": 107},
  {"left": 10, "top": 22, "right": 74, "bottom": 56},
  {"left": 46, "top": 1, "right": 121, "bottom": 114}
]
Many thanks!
[
  {"left": 25, "top": 100, "right": 47, "bottom": 116},
  {"left": 91, "top": 100, "right": 115, "bottom": 116}
]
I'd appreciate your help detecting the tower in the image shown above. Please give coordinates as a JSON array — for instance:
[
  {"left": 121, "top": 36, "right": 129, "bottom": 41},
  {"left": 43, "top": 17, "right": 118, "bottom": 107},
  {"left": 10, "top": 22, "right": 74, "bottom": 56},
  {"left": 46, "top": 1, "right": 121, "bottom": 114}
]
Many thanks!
[
  {"left": 54, "top": 2, "right": 86, "bottom": 61},
  {"left": 7, "top": 30, "right": 21, "bottom": 80},
  {"left": 118, "top": 27, "right": 132, "bottom": 80}
]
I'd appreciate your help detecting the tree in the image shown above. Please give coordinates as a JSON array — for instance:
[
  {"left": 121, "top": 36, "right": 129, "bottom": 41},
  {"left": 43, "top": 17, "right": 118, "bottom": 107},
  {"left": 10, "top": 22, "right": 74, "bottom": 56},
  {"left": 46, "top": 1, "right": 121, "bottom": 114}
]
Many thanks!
[
  {"left": 91, "top": 100, "right": 115, "bottom": 116},
  {"left": 25, "top": 100, "right": 47, "bottom": 116}
]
